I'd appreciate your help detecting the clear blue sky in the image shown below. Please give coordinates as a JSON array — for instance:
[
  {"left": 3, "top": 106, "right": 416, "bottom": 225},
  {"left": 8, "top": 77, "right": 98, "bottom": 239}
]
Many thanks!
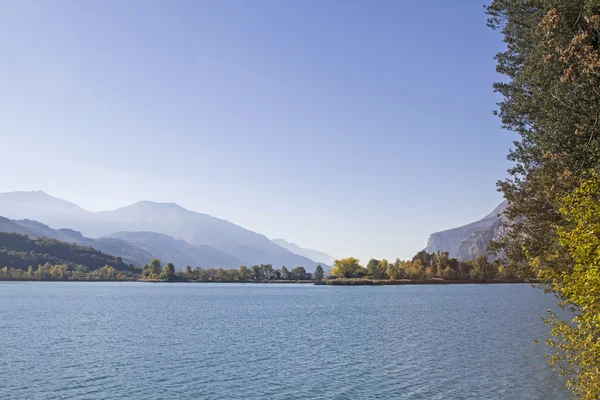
[{"left": 0, "top": 0, "right": 513, "bottom": 262}]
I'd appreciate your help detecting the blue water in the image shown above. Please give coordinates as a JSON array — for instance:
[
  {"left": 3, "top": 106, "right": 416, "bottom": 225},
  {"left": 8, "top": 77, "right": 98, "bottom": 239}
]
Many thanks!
[{"left": 0, "top": 283, "right": 568, "bottom": 399}]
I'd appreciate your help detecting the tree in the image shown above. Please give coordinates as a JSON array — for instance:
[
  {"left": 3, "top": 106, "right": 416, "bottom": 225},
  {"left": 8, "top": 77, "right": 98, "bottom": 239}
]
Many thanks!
[
  {"left": 161, "top": 263, "right": 175, "bottom": 281},
  {"left": 412, "top": 251, "right": 432, "bottom": 268},
  {"left": 185, "top": 265, "right": 193, "bottom": 279},
  {"left": 314, "top": 265, "right": 324, "bottom": 282},
  {"left": 291, "top": 266, "right": 306, "bottom": 280},
  {"left": 543, "top": 173, "right": 600, "bottom": 398},
  {"left": 261, "top": 264, "right": 273, "bottom": 280},
  {"left": 386, "top": 258, "right": 405, "bottom": 280},
  {"left": 49, "top": 264, "right": 68, "bottom": 280},
  {"left": 149, "top": 258, "right": 162, "bottom": 276},
  {"left": 486, "top": 0, "right": 600, "bottom": 269},
  {"left": 251, "top": 265, "right": 262, "bottom": 281},
  {"left": 433, "top": 251, "right": 449, "bottom": 276},
  {"left": 238, "top": 265, "right": 249, "bottom": 281},
  {"left": 280, "top": 266, "right": 289, "bottom": 280},
  {"left": 331, "top": 258, "right": 362, "bottom": 278},
  {"left": 367, "top": 258, "right": 387, "bottom": 279},
  {"left": 98, "top": 265, "right": 116, "bottom": 280},
  {"left": 486, "top": 4, "right": 600, "bottom": 396},
  {"left": 214, "top": 268, "right": 226, "bottom": 281},
  {"left": 470, "top": 255, "right": 493, "bottom": 282}
]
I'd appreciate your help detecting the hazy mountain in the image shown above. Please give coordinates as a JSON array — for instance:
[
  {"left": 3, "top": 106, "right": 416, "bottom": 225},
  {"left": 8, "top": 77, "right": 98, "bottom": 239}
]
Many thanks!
[
  {"left": 106, "top": 231, "right": 243, "bottom": 269},
  {"left": 271, "top": 238, "right": 334, "bottom": 266},
  {"left": 0, "top": 191, "right": 87, "bottom": 227},
  {"left": 0, "top": 191, "right": 322, "bottom": 271},
  {"left": 0, "top": 217, "right": 154, "bottom": 266},
  {"left": 425, "top": 201, "right": 507, "bottom": 261},
  {"left": 0, "top": 217, "right": 36, "bottom": 236}
]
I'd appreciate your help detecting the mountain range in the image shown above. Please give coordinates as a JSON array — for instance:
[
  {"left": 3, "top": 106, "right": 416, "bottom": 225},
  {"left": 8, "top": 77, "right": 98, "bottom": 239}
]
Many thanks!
[
  {"left": 271, "top": 238, "right": 335, "bottom": 266},
  {"left": 0, "top": 191, "right": 334, "bottom": 271},
  {"left": 424, "top": 201, "right": 507, "bottom": 261}
]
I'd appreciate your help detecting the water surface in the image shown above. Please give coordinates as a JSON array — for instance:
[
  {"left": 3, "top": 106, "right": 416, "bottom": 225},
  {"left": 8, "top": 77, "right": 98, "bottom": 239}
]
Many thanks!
[{"left": 0, "top": 283, "right": 567, "bottom": 399}]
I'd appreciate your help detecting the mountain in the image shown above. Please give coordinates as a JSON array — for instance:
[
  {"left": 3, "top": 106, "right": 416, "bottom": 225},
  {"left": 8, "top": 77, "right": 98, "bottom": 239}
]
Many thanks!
[
  {"left": 0, "top": 217, "right": 154, "bottom": 266},
  {"left": 425, "top": 201, "right": 507, "bottom": 261},
  {"left": 0, "top": 191, "right": 323, "bottom": 271},
  {"left": 105, "top": 231, "right": 243, "bottom": 269},
  {"left": 0, "top": 191, "right": 87, "bottom": 226},
  {"left": 271, "top": 238, "right": 334, "bottom": 266},
  {"left": 0, "top": 232, "right": 138, "bottom": 272}
]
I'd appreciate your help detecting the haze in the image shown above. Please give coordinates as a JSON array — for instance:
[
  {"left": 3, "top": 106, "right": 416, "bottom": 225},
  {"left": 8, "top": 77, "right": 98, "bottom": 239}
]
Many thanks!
[{"left": 0, "top": 0, "right": 513, "bottom": 262}]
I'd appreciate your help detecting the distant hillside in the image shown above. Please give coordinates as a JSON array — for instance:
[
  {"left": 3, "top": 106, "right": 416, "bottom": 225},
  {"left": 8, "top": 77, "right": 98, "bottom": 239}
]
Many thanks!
[
  {"left": 425, "top": 201, "right": 507, "bottom": 261},
  {"left": 0, "top": 232, "right": 139, "bottom": 272},
  {"left": 271, "top": 238, "right": 334, "bottom": 266},
  {"left": 0, "top": 217, "right": 154, "bottom": 266},
  {"left": 0, "top": 191, "right": 322, "bottom": 272},
  {"left": 106, "top": 231, "right": 243, "bottom": 269}
]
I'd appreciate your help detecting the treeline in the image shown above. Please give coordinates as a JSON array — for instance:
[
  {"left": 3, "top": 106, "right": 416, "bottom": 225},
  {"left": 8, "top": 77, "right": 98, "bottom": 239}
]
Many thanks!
[
  {"left": 0, "top": 263, "right": 137, "bottom": 281},
  {"left": 330, "top": 250, "right": 532, "bottom": 283},
  {"left": 140, "top": 259, "right": 326, "bottom": 283}
]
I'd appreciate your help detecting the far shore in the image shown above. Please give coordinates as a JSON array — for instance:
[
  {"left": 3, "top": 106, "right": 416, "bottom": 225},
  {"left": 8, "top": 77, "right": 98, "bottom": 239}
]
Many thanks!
[
  {"left": 324, "top": 278, "right": 540, "bottom": 285},
  {"left": 1, "top": 278, "right": 540, "bottom": 285}
]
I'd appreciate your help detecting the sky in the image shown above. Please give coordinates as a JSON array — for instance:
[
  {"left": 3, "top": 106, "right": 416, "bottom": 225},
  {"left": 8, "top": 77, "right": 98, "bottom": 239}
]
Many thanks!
[{"left": 0, "top": 0, "right": 514, "bottom": 262}]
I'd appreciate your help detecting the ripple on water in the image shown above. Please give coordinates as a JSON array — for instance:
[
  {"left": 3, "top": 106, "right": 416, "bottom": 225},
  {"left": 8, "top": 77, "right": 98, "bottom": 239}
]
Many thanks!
[{"left": 0, "top": 282, "right": 570, "bottom": 399}]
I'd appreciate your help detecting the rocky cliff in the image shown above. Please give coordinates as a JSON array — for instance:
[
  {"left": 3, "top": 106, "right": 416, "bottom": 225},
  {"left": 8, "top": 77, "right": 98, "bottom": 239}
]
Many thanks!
[{"left": 425, "top": 201, "right": 507, "bottom": 261}]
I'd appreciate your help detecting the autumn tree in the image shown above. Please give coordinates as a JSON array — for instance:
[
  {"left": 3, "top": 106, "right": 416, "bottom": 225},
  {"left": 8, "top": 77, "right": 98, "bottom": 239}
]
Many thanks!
[
  {"left": 331, "top": 257, "right": 362, "bottom": 278},
  {"left": 486, "top": 1, "right": 600, "bottom": 397}
]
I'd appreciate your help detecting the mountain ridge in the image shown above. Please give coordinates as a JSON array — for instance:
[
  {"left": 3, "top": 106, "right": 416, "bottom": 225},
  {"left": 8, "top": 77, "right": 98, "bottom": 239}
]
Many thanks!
[
  {"left": 271, "top": 238, "right": 335, "bottom": 266},
  {"left": 424, "top": 200, "right": 507, "bottom": 260},
  {"left": 0, "top": 191, "right": 326, "bottom": 271}
]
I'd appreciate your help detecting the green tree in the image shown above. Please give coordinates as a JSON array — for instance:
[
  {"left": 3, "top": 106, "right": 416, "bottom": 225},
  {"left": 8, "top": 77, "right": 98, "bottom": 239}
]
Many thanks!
[
  {"left": 149, "top": 258, "right": 162, "bottom": 276},
  {"left": 238, "top": 265, "right": 249, "bottom": 281},
  {"left": 251, "top": 265, "right": 262, "bottom": 281},
  {"left": 470, "top": 255, "right": 492, "bottom": 282},
  {"left": 412, "top": 251, "right": 432, "bottom": 268},
  {"left": 161, "top": 263, "right": 176, "bottom": 281},
  {"left": 433, "top": 251, "right": 449, "bottom": 276},
  {"left": 261, "top": 264, "right": 273, "bottom": 280},
  {"left": 314, "top": 265, "right": 324, "bottom": 282},
  {"left": 485, "top": 7, "right": 600, "bottom": 395},
  {"left": 367, "top": 258, "right": 387, "bottom": 279},
  {"left": 185, "top": 265, "right": 193, "bottom": 279},
  {"left": 386, "top": 258, "right": 405, "bottom": 280},
  {"left": 291, "top": 266, "right": 306, "bottom": 280}
]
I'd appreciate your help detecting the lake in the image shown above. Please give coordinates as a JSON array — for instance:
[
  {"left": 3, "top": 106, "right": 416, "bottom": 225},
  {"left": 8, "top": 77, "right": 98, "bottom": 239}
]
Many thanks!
[{"left": 0, "top": 283, "right": 568, "bottom": 399}]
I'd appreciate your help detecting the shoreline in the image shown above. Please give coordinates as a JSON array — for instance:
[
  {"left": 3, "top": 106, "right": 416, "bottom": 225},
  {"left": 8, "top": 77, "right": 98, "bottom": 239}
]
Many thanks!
[
  {"left": 0, "top": 278, "right": 539, "bottom": 285},
  {"left": 324, "top": 278, "right": 539, "bottom": 285}
]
